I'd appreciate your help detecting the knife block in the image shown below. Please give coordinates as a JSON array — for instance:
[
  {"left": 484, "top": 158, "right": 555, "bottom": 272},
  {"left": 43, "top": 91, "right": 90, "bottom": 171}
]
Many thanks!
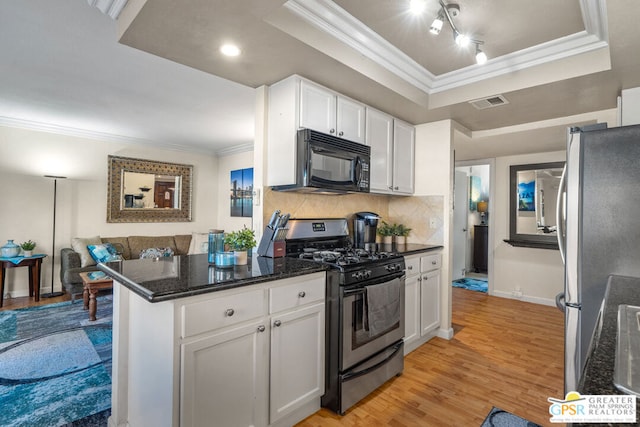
[{"left": 257, "top": 227, "right": 287, "bottom": 258}]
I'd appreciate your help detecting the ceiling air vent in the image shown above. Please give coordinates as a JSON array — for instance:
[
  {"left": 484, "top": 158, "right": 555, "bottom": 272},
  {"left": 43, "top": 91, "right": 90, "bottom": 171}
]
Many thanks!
[{"left": 469, "top": 94, "right": 509, "bottom": 110}]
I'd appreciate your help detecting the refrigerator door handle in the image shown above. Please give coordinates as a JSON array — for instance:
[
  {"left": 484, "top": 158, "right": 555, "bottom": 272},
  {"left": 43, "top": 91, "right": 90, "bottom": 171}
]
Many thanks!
[
  {"left": 556, "top": 163, "right": 567, "bottom": 264},
  {"left": 555, "top": 292, "right": 565, "bottom": 312}
]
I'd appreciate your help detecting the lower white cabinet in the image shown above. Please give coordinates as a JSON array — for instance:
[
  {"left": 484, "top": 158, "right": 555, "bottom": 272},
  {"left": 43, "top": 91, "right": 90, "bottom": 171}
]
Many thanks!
[
  {"left": 110, "top": 272, "right": 325, "bottom": 427},
  {"left": 404, "top": 252, "right": 441, "bottom": 355}
]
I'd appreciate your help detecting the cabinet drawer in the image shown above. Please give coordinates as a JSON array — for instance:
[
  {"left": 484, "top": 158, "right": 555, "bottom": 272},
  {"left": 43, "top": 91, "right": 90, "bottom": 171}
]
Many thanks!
[
  {"left": 404, "top": 256, "right": 420, "bottom": 277},
  {"left": 182, "top": 289, "right": 267, "bottom": 338},
  {"left": 421, "top": 253, "right": 441, "bottom": 272},
  {"left": 269, "top": 275, "right": 325, "bottom": 314}
]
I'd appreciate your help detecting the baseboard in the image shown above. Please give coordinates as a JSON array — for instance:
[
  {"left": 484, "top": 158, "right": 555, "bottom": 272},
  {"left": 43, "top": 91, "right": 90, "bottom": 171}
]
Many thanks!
[
  {"left": 437, "top": 327, "right": 454, "bottom": 340},
  {"left": 491, "top": 290, "right": 556, "bottom": 307}
]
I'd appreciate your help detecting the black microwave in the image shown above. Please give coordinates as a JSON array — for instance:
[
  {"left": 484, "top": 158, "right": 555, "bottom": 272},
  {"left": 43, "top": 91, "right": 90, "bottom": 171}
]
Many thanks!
[{"left": 272, "top": 129, "right": 370, "bottom": 194}]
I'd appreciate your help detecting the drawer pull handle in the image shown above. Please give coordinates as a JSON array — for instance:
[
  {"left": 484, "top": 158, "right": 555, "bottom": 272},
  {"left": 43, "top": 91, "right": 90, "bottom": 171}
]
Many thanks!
[
  {"left": 432, "top": 261, "right": 437, "bottom": 265},
  {"left": 225, "top": 308, "right": 235, "bottom": 317},
  {"left": 274, "top": 320, "right": 282, "bottom": 327},
  {"left": 407, "top": 266, "right": 413, "bottom": 270},
  {"left": 298, "top": 291, "right": 306, "bottom": 298},
  {"left": 257, "top": 325, "right": 266, "bottom": 333}
]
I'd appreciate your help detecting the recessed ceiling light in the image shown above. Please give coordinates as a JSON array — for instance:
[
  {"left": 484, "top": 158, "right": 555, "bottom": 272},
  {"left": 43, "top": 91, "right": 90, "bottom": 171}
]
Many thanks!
[{"left": 220, "top": 44, "right": 241, "bottom": 57}]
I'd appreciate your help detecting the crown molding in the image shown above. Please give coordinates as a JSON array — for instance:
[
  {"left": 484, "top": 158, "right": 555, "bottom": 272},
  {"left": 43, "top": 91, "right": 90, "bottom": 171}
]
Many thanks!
[
  {"left": 87, "top": 0, "right": 129, "bottom": 20},
  {"left": 216, "top": 143, "right": 254, "bottom": 157},
  {"left": 0, "top": 115, "right": 227, "bottom": 156},
  {"left": 284, "top": 0, "right": 609, "bottom": 103}
]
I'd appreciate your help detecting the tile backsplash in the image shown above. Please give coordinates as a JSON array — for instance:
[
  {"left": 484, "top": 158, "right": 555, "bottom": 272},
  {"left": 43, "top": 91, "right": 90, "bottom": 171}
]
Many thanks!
[{"left": 264, "top": 188, "right": 444, "bottom": 245}]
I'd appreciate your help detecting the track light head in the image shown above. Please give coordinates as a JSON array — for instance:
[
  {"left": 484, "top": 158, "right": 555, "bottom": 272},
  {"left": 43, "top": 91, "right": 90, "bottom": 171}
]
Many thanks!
[
  {"left": 429, "top": 12, "right": 444, "bottom": 35},
  {"left": 475, "top": 44, "right": 487, "bottom": 64},
  {"left": 455, "top": 32, "right": 470, "bottom": 47}
]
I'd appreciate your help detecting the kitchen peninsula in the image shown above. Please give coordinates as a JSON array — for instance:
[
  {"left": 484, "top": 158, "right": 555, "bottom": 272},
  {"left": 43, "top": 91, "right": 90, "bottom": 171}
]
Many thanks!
[{"left": 99, "top": 254, "right": 329, "bottom": 427}]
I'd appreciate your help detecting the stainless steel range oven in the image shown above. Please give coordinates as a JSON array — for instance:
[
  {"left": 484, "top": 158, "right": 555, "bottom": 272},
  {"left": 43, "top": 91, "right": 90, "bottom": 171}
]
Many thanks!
[{"left": 285, "top": 218, "right": 405, "bottom": 414}]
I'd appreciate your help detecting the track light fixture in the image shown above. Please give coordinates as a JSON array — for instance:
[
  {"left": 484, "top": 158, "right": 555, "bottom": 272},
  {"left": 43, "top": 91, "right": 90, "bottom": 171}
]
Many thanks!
[{"left": 426, "top": 0, "right": 488, "bottom": 65}]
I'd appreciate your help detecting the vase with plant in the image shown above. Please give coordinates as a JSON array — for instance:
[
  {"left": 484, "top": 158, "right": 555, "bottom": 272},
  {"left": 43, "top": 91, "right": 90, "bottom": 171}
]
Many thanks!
[
  {"left": 224, "top": 226, "right": 257, "bottom": 265},
  {"left": 20, "top": 240, "right": 36, "bottom": 257},
  {"left": 377, "top": 221, "right": 396, "bottom": 245},
  {"left": 393, "top": 224, "right": 411, "bottom": 245}
]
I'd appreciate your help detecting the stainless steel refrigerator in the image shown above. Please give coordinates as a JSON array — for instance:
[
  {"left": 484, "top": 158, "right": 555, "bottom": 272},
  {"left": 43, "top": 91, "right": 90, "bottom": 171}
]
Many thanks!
[{"left": 557, "top": 123, "right": 640, "bottom": 393}]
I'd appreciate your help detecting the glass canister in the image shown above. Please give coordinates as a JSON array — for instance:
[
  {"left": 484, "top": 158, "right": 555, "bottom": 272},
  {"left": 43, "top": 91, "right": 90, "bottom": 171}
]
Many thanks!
[
  {"left": 207, "top": 229, "right": 225, "bottom": 264},
  {"left": 1, "top": 240, "right": 21, "bottom": 258}
]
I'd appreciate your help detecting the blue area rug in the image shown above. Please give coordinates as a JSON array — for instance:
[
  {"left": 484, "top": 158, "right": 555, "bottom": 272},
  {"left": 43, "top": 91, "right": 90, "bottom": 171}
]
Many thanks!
[
  {"left": 481, "top": 407, "right": 541, "bottom": 426},
  {"left": 0, "top": 297, "right": 112, "bottom": 427},
  {"left": 452, "top": 277, "right": 488, "bottom": 293}
]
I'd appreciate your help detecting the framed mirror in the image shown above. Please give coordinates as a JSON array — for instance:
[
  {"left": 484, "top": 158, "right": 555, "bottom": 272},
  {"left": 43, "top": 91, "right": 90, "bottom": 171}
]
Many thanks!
[
  {"left": 107, "top": 155, "right": 193, "bottom": 223},
  {"left": 507, "top": 161, "right": 565, "bottom": 249}
]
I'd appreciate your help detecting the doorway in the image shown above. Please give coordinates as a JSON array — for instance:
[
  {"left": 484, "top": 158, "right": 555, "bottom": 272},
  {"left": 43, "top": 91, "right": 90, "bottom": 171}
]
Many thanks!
[{"left": 453, "top": 160, "right": 493, "bottom": 293}]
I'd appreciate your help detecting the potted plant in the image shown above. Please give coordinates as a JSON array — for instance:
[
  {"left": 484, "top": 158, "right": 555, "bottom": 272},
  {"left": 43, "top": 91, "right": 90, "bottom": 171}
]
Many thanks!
[
  {"left": 224, "top": 226, "right": 257, "bottom": 265},
  {"left": 20, "top": 240, "right": 36, "bottom": 257},
  {"left": 377, "top": 221, "right": 396, "bottom": 245},
  {"left": 394, "top": 224, "right": 412, "bottom": 245}
]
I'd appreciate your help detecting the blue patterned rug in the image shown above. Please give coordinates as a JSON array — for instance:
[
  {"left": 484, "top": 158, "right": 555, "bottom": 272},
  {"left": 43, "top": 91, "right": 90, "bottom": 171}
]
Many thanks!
[
  {"left": 452, "top": 277, "right": 488, "bottom": 293},
  {"left": 0, "top": 297, "right": 112, "bottom": 427},
  {"left": 481, "top": 407, "right": 541, "bottom": 426}
]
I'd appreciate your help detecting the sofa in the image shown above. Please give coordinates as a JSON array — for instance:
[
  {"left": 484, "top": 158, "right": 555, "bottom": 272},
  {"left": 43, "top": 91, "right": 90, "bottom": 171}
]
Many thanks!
[{"left": 60, "top": 234, "right": 193, "bottom": 301}]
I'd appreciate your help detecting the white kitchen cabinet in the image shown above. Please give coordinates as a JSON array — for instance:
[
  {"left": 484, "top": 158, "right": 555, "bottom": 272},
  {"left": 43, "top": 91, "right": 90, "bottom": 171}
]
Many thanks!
[
  {"left": 181, "top": 319, "right": 269, "bottom": 427},
  {"left": 267, "top": 75, "right": 366, "bottom": 186},
  {"left": 110, "top": 272, "right": 325, "bottom": 427},
  {"left": 404, "top": 252, "right": 441, "bottom": 355},
  {"left": 365, "top": 107, "right": 415, "bottom": 195}
]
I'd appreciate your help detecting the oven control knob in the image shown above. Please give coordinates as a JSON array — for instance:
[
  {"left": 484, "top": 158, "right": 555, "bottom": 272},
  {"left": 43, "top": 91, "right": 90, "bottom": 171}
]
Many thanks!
[
  {"left": 355, "top": 271, "right": 364, "bottom": 280},
  {"left": 364, "top": 270, "right": 371, "bottom": 279}
]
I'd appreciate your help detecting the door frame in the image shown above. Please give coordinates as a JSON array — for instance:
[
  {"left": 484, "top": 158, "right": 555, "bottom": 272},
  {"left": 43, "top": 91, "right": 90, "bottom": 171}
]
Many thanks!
[{"left": 454, "top": 158, "right": 495, "bottom": 295}]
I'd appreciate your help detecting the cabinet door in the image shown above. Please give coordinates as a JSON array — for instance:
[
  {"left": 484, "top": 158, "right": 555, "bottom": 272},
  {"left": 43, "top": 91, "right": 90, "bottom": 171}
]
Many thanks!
[
  {"left": 299, "top": 80, "right": 336, "bottom": 135},
  {"left": 365, "top": 108, "right": 394, "bottom": 193},
  {"left": 181, "top": 321, "right": 269, "bottom": 427},
  {"left": 392, "top": 120, "right": 415, "bottom": 194},
  {"left": 336, "top": 96, "right": 366, "bottom": 143},
  {"left": 404, "top": 273, "right": 421, "bottom": 351},
  {"left": 270, "top": 302, "right": 325, "bottom": 424},
  {"left": 420, "top": 269, "right": 441, "bottom": 336}
]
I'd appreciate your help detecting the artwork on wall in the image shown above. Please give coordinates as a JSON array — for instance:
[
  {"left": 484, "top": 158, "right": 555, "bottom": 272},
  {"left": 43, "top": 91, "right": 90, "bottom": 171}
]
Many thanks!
[
  {"left": 518, "top": 180, "right": 535, "bottom": 211},
  {"left": 230, "top": 168, "right": 254, "bottom": 217},
  {"left": 469, "top": 176, "right": 482, "bottom": 211}
]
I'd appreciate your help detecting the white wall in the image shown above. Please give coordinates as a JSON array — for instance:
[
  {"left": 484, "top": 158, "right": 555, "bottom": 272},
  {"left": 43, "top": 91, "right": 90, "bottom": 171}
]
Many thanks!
[
  {"left": 0, "top": 125, "right": 220, "bottom": 298},
  {"left": 415, "top": 120, "right": 454, "bottom": 339},
  {"left": 216, "top": 150, "right": 254, "bottom": 233},
  {"left": 493, "top": 150, "right": 566, "bottom": 305}
]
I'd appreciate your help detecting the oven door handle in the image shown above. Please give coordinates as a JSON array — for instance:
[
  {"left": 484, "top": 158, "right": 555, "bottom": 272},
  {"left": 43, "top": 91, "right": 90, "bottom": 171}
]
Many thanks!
[
  {"left": 343, "top": 287, "right": 366, "bottom": 297},
  {"left": 341, "top": 341, "right": 403, "bottom": 382}
]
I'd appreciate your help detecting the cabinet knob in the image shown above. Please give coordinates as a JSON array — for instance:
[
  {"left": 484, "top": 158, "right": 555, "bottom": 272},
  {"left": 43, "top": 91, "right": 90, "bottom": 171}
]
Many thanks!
[
  {"left": 394, "top": 186, "right": 399, "bottom": 190},
  {"left": 298, "top": 291, "right": 306, "bottom": 298},
  {"left": 388, "top": 186, "right": 393, "bottom": 190},
  {"left": 274, "top": 320, "right": 282, "bottom": 327},
  {"left": 330, "top": 128, "right": 335, "bottom": 134},
  {"left": 338, "top": 131, "right": 344, "bottom": 136},
  {"left": 407, "top": 265, "right": 413, "bottom": 270},
  {"left": 225, "top": 308, "right": 235, "bottom": 317},
  {"left": 423, "top": 275, "right": 428, "bottom": 280},
  {"left": 432, "top": 260, "right": 437, "bottom": 265},
  {"left": 257, "top": 325, "right": 266, "bottom": 333}
]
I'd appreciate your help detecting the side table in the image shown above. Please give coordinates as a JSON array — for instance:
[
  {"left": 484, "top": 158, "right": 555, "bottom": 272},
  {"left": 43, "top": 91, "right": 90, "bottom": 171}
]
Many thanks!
[
  {"left": 0, "top": 254, "right": 47, "bottom": 308},
  {"left": 79, "top": 271, "right": 113, "bottom": 321}
]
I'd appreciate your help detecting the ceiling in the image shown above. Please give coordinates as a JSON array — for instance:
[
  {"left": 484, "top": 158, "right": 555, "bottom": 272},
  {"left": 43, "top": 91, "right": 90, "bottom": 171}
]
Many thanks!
[{"left": 2, "top": 0, "right": 640, "bottom": 159}]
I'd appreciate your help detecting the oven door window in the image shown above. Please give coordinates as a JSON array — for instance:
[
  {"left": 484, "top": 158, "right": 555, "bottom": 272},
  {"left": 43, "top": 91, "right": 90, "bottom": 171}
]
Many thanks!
[{"left": 309, "top": 147, "right": 355, "bottom": 187}]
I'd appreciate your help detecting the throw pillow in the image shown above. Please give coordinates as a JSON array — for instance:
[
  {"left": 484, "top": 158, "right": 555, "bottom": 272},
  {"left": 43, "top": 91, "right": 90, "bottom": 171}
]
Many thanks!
[
  {"left": 139, "top": 247, "right": 175, "bottom": 259},
  {"left": 71, "top": 236, "right": 102, "bottom": 267},
  {"left": 187, "top": 232, "right": 210, "bottom": 255},
  {"left": 87, "top": 243, "right": 123, "bottom": 264}
]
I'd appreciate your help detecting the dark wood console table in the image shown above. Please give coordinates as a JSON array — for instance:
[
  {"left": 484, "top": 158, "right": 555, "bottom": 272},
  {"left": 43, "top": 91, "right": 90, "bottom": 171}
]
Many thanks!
[
  {"left": 0, "top": 254, "right": 46, "bottom": 307},
  {"left": 473, "top": 225, "right": 488, "bottom": 273}
]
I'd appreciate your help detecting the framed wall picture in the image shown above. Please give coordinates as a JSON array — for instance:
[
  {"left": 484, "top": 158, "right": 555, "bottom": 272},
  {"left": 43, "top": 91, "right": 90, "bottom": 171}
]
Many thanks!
[{"left": 230, "top": 168, "right": 253, "bottom": 217}]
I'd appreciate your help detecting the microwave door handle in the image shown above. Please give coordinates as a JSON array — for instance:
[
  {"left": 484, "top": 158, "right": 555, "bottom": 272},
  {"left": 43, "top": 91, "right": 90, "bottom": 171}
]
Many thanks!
[{"left": 352, "top": 156, "right": 362, "bottom": 187}]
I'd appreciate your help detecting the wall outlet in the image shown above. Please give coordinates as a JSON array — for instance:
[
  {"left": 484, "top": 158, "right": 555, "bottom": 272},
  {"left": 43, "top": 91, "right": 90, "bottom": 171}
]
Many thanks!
[{"left": 429, "top": 218, "right": 437, "bottom": 229}]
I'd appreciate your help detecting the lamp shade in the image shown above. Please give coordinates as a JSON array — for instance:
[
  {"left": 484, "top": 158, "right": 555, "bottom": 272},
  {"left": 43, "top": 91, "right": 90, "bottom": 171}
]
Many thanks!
[{"left": 477, "top": 201, "right": 488, "bottom": 213}]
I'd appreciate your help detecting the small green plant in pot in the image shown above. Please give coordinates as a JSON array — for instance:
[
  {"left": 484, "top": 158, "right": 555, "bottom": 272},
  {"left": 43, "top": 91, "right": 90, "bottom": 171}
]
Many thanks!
[
  {"left": 394, "top": 224, "right": 412, "bottom": 245},
  {"left": 224, "top": 227, "right": 256, "bottom": 265},
  {"left": 20, "top": 240, "right": 36, "bottom": 257},
  {"left": 377, "top": 221, "right": 396, "bottom": 244}
]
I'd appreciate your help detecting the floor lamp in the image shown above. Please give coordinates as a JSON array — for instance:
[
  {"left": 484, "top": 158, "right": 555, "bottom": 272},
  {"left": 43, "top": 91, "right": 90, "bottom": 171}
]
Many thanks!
[{"left": 42, "top": 175, "right": 66, "bottom": 298}]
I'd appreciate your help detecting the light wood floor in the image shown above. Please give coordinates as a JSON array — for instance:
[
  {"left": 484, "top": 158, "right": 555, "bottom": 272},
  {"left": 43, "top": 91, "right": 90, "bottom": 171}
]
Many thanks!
[
  {"left": 297, "top": 287, "right": 564, "bottom": 427},
  {"left": 0, "top": 292, "right": 71, "bottom": 310}
]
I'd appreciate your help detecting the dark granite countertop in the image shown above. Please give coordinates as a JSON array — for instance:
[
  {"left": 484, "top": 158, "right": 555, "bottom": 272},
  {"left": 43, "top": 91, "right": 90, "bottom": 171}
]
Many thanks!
[
  {"left": 98, "top": 254, "right": 328, "bottom": 303},
  {"left": 382, "top": 243, "right": 443, "bottom": 256},
  {"left": 576, "top": 274, "right": 640, "bottom": 426}
]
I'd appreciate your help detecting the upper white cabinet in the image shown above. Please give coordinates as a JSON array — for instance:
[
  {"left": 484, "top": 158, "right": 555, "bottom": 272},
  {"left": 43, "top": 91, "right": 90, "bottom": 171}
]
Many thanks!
[
  {"left": 299, "top": 80, "right": 365, "bottom": 143},
  {"left": 365, "top": 107, "right": 415, "bottom": 195}
]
